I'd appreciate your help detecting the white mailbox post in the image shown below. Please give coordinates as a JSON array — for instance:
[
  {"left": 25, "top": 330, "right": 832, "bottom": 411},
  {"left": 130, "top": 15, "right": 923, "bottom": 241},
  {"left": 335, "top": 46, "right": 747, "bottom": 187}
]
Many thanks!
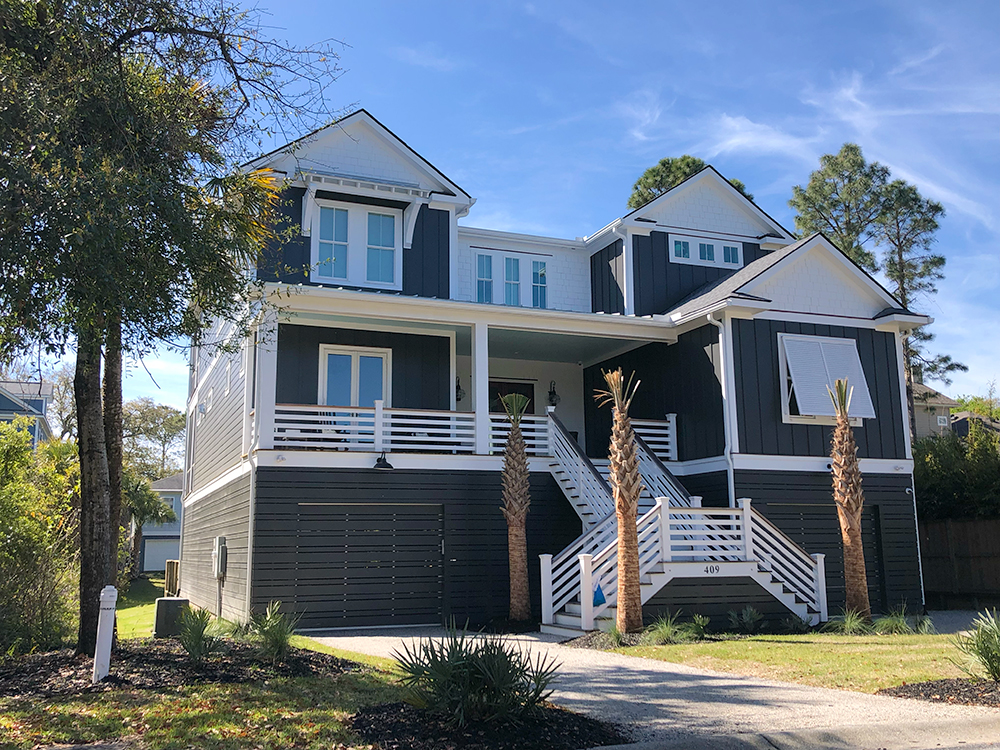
[{"left": 92, "top": 585, "right": 118, "bottom": 684}]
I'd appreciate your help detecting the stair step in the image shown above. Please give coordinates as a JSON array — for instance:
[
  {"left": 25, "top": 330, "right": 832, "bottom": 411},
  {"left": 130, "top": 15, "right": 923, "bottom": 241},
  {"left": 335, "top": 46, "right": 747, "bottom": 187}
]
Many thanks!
[{"left": 540, "top": 623, "right": 586, "bottom": 638}]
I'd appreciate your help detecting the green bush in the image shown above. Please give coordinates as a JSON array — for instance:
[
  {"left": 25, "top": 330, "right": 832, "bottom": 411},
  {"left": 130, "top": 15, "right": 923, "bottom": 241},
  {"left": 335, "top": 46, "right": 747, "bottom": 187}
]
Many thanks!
[
  {"left": 250, "top": 600, "right": 300, "bottom": 663},
  {"left": 393, "top": 627, "right": 559, "bottom": 726},
  {"left": 688, "top": 613, "right": 711, "bottom": 640},
  {"left": 780, "top": 614, "right": 813, "bottom": 634},
  {"left": 727, "top": 606, "right": 766, "bottom": 634},
  {"left": 823, "top": 608, "right": 873, "bottom": 635},
  {"left": 873, "top": 606, "right": 914, "bottom": 635},
  {"left": 952, "top": 609, "right": 1000, "bottom": 682},
  {"left": 178, "top": 607, "right": 223, "bottom": 661},
  {"left": 914, "top": 423, "right": 1000, "bottom": 520},
  {"left": 914, "top": 613, "right": 936, "bottom": 635},
  {"left": 0, "top": 422, "right": 78, "bottom": 654},
  {"left": 643, "top": 611, "right": 708, "bottom": 645}
]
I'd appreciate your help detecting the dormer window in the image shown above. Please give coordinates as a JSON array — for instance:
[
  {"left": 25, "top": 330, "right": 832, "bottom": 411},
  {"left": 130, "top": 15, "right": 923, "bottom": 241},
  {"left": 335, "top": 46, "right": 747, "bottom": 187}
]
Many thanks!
[
  {"left": 310, "top": 198, "right": 402, "bottom": 289},
  {"left": 670, "top": 233, "right": 743, "bottom": 270}
]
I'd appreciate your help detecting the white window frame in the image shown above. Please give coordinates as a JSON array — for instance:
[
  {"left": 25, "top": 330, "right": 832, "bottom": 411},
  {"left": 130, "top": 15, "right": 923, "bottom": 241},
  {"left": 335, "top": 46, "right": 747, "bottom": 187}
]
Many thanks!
[
  {"left": 777, "top": 333, "right": 875, "bottom": 426},
  {"left": 532, "top": 260, "right": 547, "bottom": 309},
  {"left": 669, "top": 233, "right": 743, "bottom": 270},
  {"left": 476, "top": 253, "right": 493, "bottom": 304},
  {"left": 310, "top": 198, "right": 403, "bottom": 291},
  {"left": 473, "top": 249, "right": 550, "bottom": 308},
  {"left": 936, "top": 414, "right": 949, "bottom": 427},
  {"left": 317, "top": 344, "right": 393, "bottom": 407}
]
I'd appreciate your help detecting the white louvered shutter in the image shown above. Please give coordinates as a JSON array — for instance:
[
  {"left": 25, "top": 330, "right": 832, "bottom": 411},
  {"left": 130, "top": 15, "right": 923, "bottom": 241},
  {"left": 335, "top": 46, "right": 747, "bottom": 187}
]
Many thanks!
[{"left": 782, "top": 335, "right": 877, "bottom": 419}]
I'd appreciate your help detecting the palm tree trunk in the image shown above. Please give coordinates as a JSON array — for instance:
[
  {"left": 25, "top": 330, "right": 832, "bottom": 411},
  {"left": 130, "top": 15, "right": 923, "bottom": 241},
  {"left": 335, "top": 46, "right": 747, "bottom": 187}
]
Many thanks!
[
  {"left": 501, "top": 418, "right": 531, "bottom": 622},
  {"left": 75, "top": 324, "right": 113, "bottom": 656},
  {"left": 837, "top": 504, "right": 870, "bottom": 618},
  {"left": 507, "top": 517, "right": 530, "bottom": 621},
  {"left": 611, "top": 406, "right": 643, "bottom": 633}
]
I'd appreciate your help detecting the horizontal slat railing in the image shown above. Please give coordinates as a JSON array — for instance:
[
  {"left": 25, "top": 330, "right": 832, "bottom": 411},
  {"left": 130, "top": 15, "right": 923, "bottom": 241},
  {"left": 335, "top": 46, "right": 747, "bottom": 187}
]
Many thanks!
[
  {"left": 272, "top": 403, "right": 476, "bottom": 453},
  {"left": 489, "top": 414, "right": 550, "bottom": 456},
  {"left": 633, "top": 414, "right": 677, "bottom": 462},
  {"left": 634, "top": 433, "right": 690, "bottom": 507},
  {"left": 548, "top": 412, "right": 615, "bottom": 521},
  {"left": 749, "top": 506, "right": 824, "bottom": 614}
]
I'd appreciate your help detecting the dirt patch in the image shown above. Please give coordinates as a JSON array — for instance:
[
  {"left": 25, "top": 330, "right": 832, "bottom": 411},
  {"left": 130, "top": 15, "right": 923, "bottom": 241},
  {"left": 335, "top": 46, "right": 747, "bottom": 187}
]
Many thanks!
[
  {"left": 351, "top": 701, "right": 632, "bottom": 750},
  {"left": 0, "top": 638, "right": 359, "bottom": 699},
  {"left": 561, "top": 630, "right": 645, "bottom": 649},
  {"left": 878, "top": 677, "right": 1000, "bottom": 707}
]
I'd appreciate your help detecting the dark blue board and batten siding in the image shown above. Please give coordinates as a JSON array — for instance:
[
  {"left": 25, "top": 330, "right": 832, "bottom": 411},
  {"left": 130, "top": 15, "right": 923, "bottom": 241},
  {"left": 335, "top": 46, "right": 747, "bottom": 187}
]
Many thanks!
[
  {"left": 251, "top": 468, "right": 581, "bottom": 629},
  {"left": 733, "top": 319, "right": 906, "bottom": 459},
  {"left": 257, "top": 187, "right": 450, "bottom": 298},
  {"left": 632, "top": 232, "right": 766, "bottom": 317},
  {"left": 583, "top": 324, "right": 724, "bottom": 461},
  {"left": 275, "top": 324, "right": 450, "bottom": 410},
  {"left": 590, "top": 239, "right": 625, "bottom": 314}
]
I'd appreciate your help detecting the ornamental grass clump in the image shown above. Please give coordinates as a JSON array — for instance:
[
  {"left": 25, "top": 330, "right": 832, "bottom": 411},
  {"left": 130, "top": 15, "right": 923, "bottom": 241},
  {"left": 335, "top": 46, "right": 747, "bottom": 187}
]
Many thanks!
[
  {"left": 823, "top": 608, "right": 873, "bottom": 635},
  {"left": 177, "top": 607, "right": 224, "bottom": 661},
  {"left": 644, "top": 611, "right": 694, "bottom": 645},
  {"left": 873, "top": 605, "right": 914, "bottom": 635},
  {"left": 250, "top": 600, "right": 301, "bottom": 664},
  {"left": 727, "top": 606, "right": 766, "bottom": 634},
  {"left": 952, "top": 609, "right": 1000, "bottom": 682},
  {"left": 393, "top": 627, "right": 559, "bottom": 727}
]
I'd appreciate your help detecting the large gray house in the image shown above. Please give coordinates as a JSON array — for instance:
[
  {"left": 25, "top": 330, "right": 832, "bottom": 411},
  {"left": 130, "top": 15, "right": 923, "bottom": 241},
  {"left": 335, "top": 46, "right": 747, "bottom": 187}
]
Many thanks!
[{"left": 179, "top": 110, "right": 928, "bottom": 634}]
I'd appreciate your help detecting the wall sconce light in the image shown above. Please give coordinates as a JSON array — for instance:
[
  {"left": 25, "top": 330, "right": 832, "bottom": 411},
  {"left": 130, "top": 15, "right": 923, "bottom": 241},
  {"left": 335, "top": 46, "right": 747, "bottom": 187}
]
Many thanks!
[
  {"left": 373, "top": 451, "right": 394, "bottom": 471},
  {"left": 456, "top": 376, "right": 466, "bottom": 403},
  {"left": 548, "top": 380, "right": 561, "bottom": 407}
]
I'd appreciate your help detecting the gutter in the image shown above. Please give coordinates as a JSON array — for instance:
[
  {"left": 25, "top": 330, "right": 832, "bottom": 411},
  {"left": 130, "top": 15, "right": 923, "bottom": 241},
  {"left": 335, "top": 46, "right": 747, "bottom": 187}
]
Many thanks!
[{"left": 706, "top": 314, "right": 737, "bottom": 507}]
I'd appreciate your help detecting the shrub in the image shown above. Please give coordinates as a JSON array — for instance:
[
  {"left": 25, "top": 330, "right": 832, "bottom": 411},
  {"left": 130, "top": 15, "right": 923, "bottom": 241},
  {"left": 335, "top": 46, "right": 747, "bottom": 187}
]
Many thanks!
[
  {"left": 644, "top": 612, "right": 688, "bottom": 645},
  {"left": 727, "top": 606, "right": 766, "bottom": 634},
  {"left": 393, "top": 627, "right": 559, "bottom": 726},
  {"left": 250, "top": 600, "right": 300, "bottom": 663},
  {"left": 780, "top": 614, "right": 813, "bottom": 634},
  {"left": 873, "top": 606, "right": 914, "bottom": 635},
  {"left": 178, "top": 607, "right": 223, "bottom": 661},
  {"left": 952, "top": 609, "right": 1000, "bottom": 682},
  {"left": 914, "top": 613, "right": 936, "bottom": 635},
  {"left": 606, "top": 625, "right": 626, "bottom": 648},
  {"left": 823, "top": 608, "right": 873, "bottom": 635},
  {"left": 688, "top": 613, "right": 711, "bottom": 640}
]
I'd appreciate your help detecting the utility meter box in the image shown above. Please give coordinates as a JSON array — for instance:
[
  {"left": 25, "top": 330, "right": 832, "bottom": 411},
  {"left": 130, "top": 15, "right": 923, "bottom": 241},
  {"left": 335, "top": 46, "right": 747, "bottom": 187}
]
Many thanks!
[{"left": 211, "top": 536, "right": 227, "bottom": 580}]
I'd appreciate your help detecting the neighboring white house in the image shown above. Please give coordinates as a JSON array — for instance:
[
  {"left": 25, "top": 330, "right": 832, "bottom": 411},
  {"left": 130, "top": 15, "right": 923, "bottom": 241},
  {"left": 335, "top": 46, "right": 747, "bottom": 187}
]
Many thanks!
[
  {"left": 141, "top": 473, "right": 184, "bottom": 572},
  {"left": 912, "top": 382, "right": 960, "bottom": 440}
]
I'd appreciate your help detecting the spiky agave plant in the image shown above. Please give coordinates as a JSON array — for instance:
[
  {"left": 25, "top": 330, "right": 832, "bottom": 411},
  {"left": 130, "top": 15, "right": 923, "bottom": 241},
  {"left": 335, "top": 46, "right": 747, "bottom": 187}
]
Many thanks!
[
  {"left": 828, "top": 378, "right": 872, "bottom": 620},
  {"left": 594, "top": 368, "right": 644, "bottom": 633},
  {"left": 500, "top": 392, "right": 532, "bottom": 622}
]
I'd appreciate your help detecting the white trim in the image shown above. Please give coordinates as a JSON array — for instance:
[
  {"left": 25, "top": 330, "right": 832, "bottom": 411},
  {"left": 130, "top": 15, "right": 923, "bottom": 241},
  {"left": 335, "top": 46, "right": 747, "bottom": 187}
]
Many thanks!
[
  {"left": 732, "top": 453, "right": 914, "bottom": 474},
  {"left": 668, "top": 233, "right": 744, "bottom": 271},
  {"left": 663, "top": 455, "right": 729, "bottom": 475},
  {"left": 448, "top": 206, "right": 459, "bottom": 301},
  {"left": 183, "top": 461, "right": 253, "bottom": 508},
  {"left": 310, "top": 198, "right": 404, "bottom": 291},
  {"left": 317, "top": 344, "right": 392, "bottom": 407},
  {"left": 777, "top": 333, "right": 875, "bottom": 424},
  {"left": 286, "top": 314, "right": 458, "bottom": 343},
  {"left": 895, "top": 331, "right": 914, "bottom": 460},
  {"left": 459, "top": 225, "right": 584, "bottom": 251},
  {"left": 254, "top": 449, "right": 558, "bottom": 473},
  {"left": 623, "top": 228, "right": 635, "bottom": 316},
  {"left": 753, "top": 309, "right": 930, "bottom": 331}
]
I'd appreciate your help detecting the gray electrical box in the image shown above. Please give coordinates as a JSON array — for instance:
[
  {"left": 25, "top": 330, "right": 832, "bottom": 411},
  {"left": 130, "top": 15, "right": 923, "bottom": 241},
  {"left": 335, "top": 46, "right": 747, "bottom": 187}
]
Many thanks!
[
  {"left": 212, "top": 536, "right": 227, "bottom": 580},
  {"left": 154, "top": 597, "right": 189, "bottom": 638}
]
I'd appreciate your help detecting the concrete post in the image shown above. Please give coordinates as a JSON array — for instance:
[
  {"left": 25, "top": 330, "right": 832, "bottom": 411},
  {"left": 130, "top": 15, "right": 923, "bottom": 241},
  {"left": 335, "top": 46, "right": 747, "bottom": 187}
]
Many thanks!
[{"left": 92, "top": 585, "right": 118, "bottom": 684}]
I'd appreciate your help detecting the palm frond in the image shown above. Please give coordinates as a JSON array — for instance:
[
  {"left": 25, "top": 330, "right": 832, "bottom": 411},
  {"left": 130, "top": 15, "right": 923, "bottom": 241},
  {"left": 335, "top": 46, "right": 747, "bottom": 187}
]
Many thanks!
[
  {"left": 827, "top": 378, "right": 854, "bottom": 419},
  {"left": 499, "top": 392, "right": 530, "bottom": 428},
  {"left": 594, "top": 368, "right": 641, "bottom": 412}
]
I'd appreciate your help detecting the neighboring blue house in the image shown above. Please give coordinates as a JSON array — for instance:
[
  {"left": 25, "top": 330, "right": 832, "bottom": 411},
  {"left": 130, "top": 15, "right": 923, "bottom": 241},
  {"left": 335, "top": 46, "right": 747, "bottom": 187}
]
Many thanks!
[
  {"left": 0, "top": 380, "right": 53, "bottom": 446},
  {"left": 140, "top": 473, "right": 184, "bottom": 573}
]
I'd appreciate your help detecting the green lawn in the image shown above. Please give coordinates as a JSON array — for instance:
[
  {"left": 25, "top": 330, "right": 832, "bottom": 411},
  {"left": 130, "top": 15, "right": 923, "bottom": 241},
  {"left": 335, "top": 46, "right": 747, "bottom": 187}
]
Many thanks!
[
  {"left": 621, "top": 633, "right": 964, "bottom": 693},
  {"left": 116, "top": 576, "right": 163, "bottom": 639}
]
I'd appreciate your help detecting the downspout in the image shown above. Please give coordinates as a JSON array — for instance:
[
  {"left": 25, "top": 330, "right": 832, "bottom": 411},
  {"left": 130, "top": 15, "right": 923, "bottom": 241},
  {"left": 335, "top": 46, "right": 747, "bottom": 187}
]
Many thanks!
[{"left": 707, "top": 314, "right": 736, "bottom": 507}]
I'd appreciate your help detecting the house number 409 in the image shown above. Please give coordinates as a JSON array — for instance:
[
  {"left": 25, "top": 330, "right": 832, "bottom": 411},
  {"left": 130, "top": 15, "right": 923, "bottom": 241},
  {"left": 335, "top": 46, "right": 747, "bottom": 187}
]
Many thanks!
[{"left": 703, "top": 565, "right": 720, "bottom": 575}]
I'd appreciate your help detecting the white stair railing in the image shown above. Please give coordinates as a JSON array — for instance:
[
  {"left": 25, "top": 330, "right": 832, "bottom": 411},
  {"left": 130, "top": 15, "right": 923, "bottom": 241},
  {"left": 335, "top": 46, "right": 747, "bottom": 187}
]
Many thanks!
[
  {"left": 632, "top": 415, "right": 678, "bottom": 461},
  {"left": 541, "top": 512, "right": 618, "bottom": 625},
  {"left": 634, "top": 433, "right": 690, "bottom": 507},
  {"left": 547, "top": 412, "right": 615, "bottom": 522}
]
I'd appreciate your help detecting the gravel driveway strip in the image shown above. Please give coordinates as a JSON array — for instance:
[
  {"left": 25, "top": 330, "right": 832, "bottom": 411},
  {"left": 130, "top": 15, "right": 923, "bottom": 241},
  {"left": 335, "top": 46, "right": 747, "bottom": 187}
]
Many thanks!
[{"left": 308, "top": 627, "right": 1000, "bottom": 748}]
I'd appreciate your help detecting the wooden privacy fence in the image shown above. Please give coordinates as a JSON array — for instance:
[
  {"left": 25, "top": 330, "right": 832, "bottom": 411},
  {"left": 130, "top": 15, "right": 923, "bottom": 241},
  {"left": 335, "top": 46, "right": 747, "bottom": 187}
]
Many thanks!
[
  {"left": 164, "top": 560, "right": 180, "bottom": 597},
  {"left": 920, "top": 518, "right": 1000, "bottom": 607}
]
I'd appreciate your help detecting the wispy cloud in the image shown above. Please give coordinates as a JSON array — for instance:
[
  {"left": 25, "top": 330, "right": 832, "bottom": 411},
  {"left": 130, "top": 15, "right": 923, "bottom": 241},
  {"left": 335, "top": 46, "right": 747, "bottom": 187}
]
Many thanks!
[
  {"left": 614, "top": 89, "right": 666, "bottom": 142},
  {"left": 888, "top": 44, "right": 946, "bottom": 77},
  {"left": 698, "top": 115, "right": 822, "bottom": 166},
  {"left": 391, "top": 45, "right": 459, "bottom": 72}
]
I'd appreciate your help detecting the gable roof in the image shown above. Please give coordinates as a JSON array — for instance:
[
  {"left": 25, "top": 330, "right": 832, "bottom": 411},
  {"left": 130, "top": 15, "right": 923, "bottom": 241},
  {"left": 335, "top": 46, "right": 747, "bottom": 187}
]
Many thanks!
[
  {"left": 665, "top": 233, "right": 930, "bottom": 325},
  {"left": 246, "top": 109, "right": 471, "bottom": 201},
  {"left": 623, "top": 165, "right": 794, "bottom": 241},
  {"left": 913, "top": 382, "right": 960, "bottom": 407},
  {"left": 151, "top": 473, "right": 184, "bottom": 491}
]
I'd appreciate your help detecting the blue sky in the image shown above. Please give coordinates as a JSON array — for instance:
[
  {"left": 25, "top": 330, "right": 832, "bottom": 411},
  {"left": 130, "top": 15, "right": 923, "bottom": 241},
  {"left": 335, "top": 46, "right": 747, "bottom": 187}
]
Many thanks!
[{"left": 122, "top": 0, "right": 1000, "bottom": 410}]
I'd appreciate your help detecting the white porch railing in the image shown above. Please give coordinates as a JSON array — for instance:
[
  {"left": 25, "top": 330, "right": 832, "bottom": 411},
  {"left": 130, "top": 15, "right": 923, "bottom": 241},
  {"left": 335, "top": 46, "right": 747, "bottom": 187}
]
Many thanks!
[
  {"left": 273, "top": 402, "right": 476, "bottom": 453},
  {"left": 633, "top": 415, "right": 678, "bottom": 461},
  {"left": 548, "top": 412, "right": 615, "bottom": 521},
  {"left": 489, "top": 414, "right": 550, "bottom": 456},
  {"left": 749, "top": 505, "right": 827, "bottom": 620}
]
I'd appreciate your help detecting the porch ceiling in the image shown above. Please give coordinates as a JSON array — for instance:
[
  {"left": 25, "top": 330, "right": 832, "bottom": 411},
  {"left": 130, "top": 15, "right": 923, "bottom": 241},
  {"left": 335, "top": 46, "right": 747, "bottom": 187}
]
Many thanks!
[{"left": 483, "top": 327, "right": 647, "bottom": 364}]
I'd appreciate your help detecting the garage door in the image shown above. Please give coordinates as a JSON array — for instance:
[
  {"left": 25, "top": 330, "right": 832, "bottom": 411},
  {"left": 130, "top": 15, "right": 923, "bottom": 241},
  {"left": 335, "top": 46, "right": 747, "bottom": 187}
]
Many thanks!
[
  {"left": 142, "top": 538, "right": 179, "bottom": 572},
  {"left": 255, "top": 503, "right": 445, "bottom": 629}
]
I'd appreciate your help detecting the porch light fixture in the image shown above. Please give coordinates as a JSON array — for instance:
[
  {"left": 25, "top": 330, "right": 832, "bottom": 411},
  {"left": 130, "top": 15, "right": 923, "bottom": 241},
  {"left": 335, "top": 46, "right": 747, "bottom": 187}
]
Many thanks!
[
  {"left": 456, "top": 376, "right": 466, "bottom": 403},
  {"left": 548, "top": 381, "right": 561, "bottom": 407},
  {"left": 373, "top": 451, "right": 394, "bottom": 471}
]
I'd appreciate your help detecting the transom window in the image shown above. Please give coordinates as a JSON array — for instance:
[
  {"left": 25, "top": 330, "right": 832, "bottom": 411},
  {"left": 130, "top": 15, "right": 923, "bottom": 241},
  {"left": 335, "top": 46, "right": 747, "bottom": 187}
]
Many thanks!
[
  {"left": 477, "top": 254, "right": 493, "bottom": 303},
  {"left": 532, "top": 261, "right": 546, "bottom": 309},
  {"left": 367, "top": 213, "right": 396, "bottom": 284},
  {"left": 319, "top": 345, "right": 391, "bottom": 407},
  {"left": 670, "top": 233, "right": 744, "bottom": 270},
  {"left": 318, "top": 207, "right": 348, "bottom": 279},
  {"left": 777, "top": 333, "right": 876, "bottom": 426}
]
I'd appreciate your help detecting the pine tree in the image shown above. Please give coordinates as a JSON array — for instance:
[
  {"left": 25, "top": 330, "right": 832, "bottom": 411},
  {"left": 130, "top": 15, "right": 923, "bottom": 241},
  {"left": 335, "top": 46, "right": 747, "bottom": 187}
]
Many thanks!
[
  {"left": 828, "top": 379, "right": 871, "bottom": 620},
  {"left": 594, "top": 369, "right": 644, "bottom": 633},
  {"left": 877, "top": 179, "right": 965, "bottom": 437},
  {"left": 789, "top": 143, "right": 888, "bottom": 271},
  {"left": 500, "top": 393, "right": 532, "bottom": 622},
  {"left": 628, "top": 155, "right": 752, "bottom": 209}
]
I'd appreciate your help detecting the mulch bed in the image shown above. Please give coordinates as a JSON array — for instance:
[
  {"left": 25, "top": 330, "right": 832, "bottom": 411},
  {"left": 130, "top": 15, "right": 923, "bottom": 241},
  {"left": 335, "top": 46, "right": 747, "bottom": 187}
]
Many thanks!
[
  {"left": 351, "top": 701, "right": 632, "bottom": 750},
  {"left": 0, "top": 638, "right": 359, "bottom": 699},
  {"left": 878, "top": 677, "right": 1000, "bottom": 707},
  {"left": 562, "top": 631, "right": 645, "bottom": 649}
]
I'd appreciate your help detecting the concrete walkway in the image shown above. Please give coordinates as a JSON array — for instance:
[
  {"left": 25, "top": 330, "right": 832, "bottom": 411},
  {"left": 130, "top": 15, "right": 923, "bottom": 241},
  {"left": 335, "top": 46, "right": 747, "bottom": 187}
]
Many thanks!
[{"left": 309, "top": 626, "right": 1000, "bottom": 750}]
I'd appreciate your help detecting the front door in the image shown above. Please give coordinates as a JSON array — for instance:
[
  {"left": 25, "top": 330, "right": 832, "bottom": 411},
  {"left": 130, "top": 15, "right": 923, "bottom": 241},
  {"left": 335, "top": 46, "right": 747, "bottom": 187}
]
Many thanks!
[{"left": 489, "top": 380, "right": 535, "bottom": 414}]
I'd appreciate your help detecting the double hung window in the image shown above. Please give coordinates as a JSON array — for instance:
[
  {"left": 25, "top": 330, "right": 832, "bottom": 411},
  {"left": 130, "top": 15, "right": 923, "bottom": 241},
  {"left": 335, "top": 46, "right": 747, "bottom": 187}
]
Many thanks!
[
  {"left": 723, "top": 244, "right": 740, "bottom": 264},
  {"left": 477, "top": 254, "right": 493, "bottom": 303},
  {"left": 367, "top": 213, "right": 396, "bottom": 284},
  {"left": 318, "top": 207, "right": 348, "bottom": 279},
  {"left": 311, "top": 200, "right": 401, "bottom": 288},
  {"left": 674, "top": 240, "right": 691, "bottom": 259},
  {"left": 699, "top": 242, "right": 715, "bottom": 262},
  {"left": 532, "top": 261, "right": 547, "bottom": 309},
  {"left": 504, "top": 257, "right": 520, "bottom": 306}
]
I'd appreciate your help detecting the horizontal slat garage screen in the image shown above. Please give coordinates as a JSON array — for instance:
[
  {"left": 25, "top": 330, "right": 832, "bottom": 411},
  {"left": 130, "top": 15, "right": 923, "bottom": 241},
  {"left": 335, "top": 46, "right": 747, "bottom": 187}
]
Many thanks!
[{"left": 253, "top": 502, "right": 444, "bottom": 628}]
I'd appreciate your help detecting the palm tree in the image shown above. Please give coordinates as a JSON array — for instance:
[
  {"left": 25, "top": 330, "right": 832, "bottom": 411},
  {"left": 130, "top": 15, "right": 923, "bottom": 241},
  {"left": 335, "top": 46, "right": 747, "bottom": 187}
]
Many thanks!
[
  {"left": 500, "top": 392, "right": 532, "bottom": 622},
  {"left": 594, "top": 369, "right": 644, "bottom": 633},
  {"left": 828, "top": 378, "right": 872, "bottom": 619}
]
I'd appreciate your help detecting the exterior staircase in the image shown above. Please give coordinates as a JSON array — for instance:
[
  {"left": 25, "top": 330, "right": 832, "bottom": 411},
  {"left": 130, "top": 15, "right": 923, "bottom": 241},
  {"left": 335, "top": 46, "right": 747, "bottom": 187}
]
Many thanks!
[{"left": 542, "top": 412, "right": 829, "bottom": 635}]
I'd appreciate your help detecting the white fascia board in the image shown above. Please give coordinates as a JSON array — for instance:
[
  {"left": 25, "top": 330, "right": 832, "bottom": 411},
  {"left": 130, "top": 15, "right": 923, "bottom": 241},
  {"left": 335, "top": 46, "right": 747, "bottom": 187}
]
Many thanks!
[
  {"left": 255, "top": 449, "right": 556, "bottom": 474},
  {"left": 732, "top": 453, "right": 914, "bottom": 475},
  {"left": 267, "top": 283, "right": 677, "bottom": 342},
  {"left": 458, "top": 225, "right": 585, "bottom": 251},
  {"left": 753, "top": 309, "right": 933, "bottom": 332},
  {"left": 582, "top": 218, "right": 624, "bottom": 248},
  {"left": 667, "top": 298, "right": 771, "bottom": 326}
]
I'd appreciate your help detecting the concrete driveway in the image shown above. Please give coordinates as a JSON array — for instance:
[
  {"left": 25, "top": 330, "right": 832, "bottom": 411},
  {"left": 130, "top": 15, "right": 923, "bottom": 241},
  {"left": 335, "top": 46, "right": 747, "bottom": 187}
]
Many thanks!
[{"left": 308, "top": 626, "right": 1000, "bottom": 750}]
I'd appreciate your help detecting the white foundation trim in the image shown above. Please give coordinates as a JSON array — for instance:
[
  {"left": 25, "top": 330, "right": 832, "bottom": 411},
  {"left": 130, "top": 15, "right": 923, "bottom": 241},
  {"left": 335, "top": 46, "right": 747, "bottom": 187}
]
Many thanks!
[
  {"left": 183, "top": 461, "right": 253, "bottom": 508},
  {"left": 732, "top": 453, "right": 913, "bottom": 475}
]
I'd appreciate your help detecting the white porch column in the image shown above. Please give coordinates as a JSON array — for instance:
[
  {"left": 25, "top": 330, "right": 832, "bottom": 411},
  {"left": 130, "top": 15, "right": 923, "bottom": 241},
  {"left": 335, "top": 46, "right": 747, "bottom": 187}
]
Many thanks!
[
  {"left": 812, "top": 553, "right": 829, "bottom": 622},
  {"left": 739, "top": 497, "right": 754, "bottom": 561},
  {"left": 255, "top": 311, "right": 279, "bottom": 451},
  {"left": 579, "top": 553, "right": 594, "bottom": 631},
  {"left": 472, "top": 321, "right": 490, "bottom": 455},
  {"left": 540, "top": 554, "right": 554, "bottom": 625}
]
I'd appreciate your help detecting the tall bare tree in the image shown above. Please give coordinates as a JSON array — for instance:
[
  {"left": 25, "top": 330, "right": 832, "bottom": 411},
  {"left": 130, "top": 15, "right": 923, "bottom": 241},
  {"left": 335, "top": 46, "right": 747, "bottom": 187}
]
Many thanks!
[
  {"left": 828, "top": 378, "right": 871, "bottom": 619},
  {"left": 595, "top": 369, "right": 644, "bottom": 633},
  {"left": 500, "top": 392, "right": 532, "bottom": 622}
]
